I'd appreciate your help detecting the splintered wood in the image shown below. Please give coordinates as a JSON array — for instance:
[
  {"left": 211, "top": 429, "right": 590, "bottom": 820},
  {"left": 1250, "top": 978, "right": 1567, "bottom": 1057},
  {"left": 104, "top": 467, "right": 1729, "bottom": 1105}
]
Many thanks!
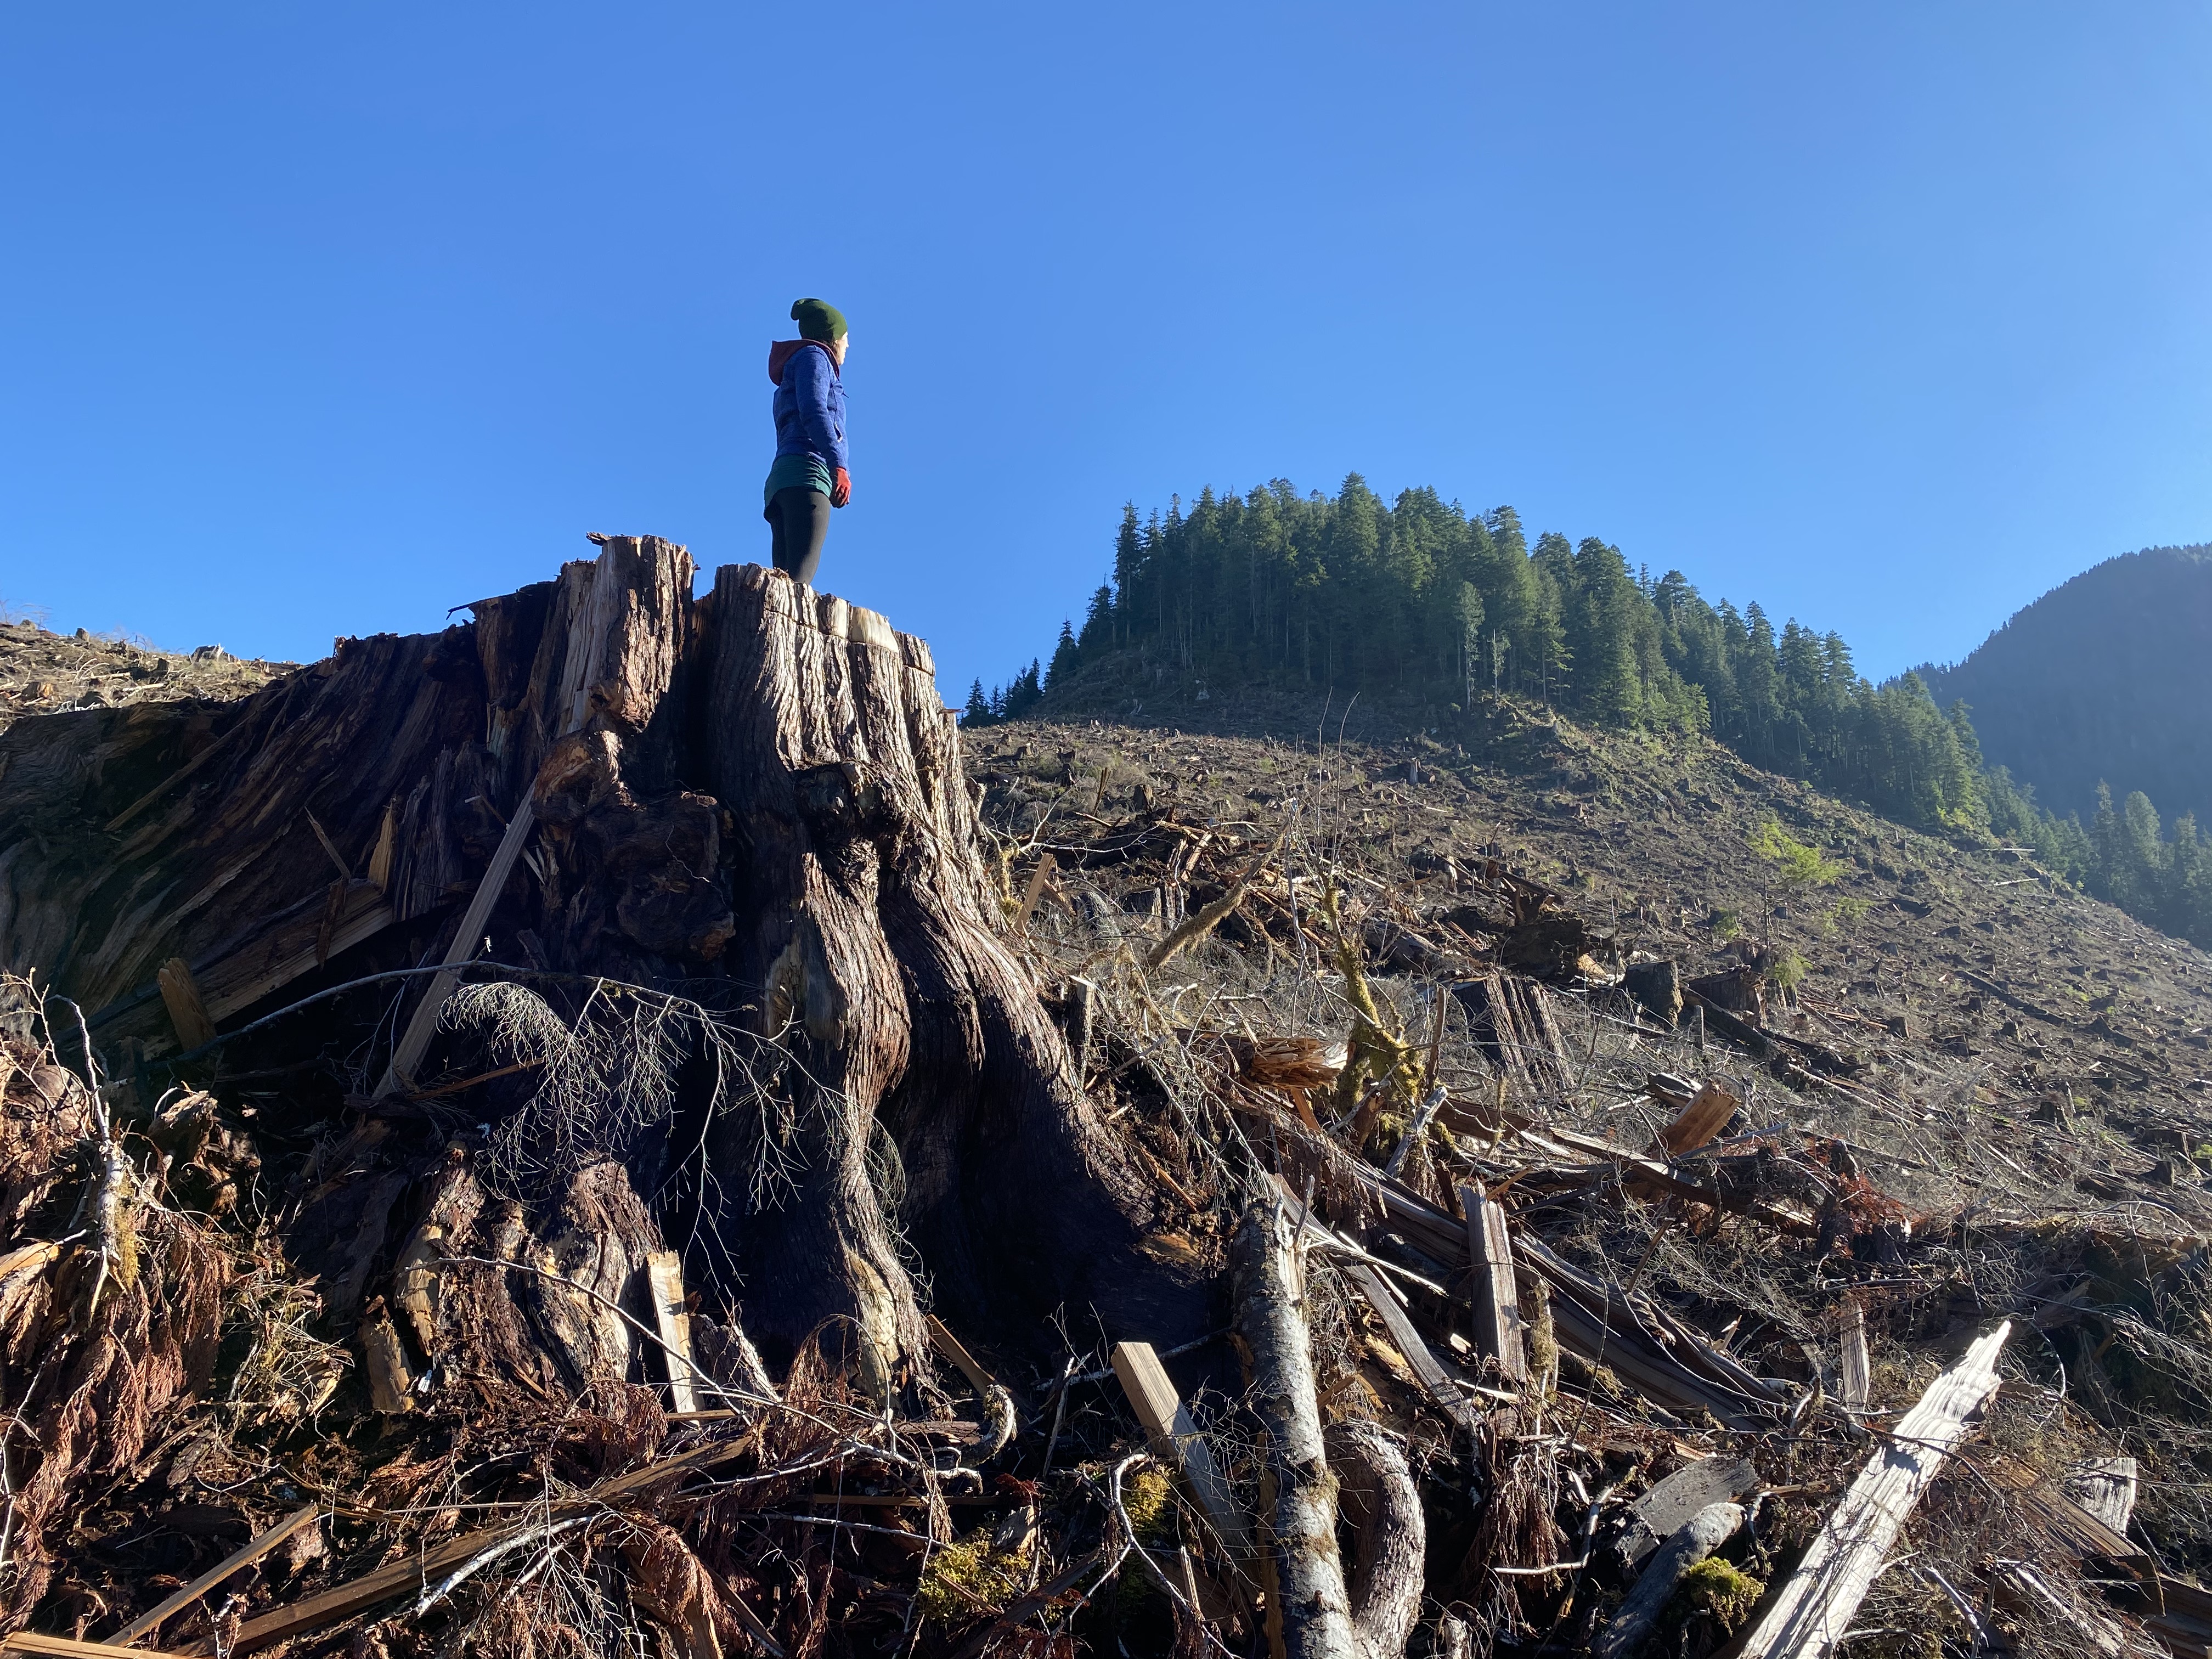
[
  {"left": 1460, "top": 1182, "right": 1527, "bottom": 1386},
  {"left": 1740, "top": 1322, "right": 2013, "bottom": 1659},
  {"left": 111, "top": 1504, "right": 320, "bottom": 1646},
  {"left": 154, "top": 957, "right": 214, "bottom": 1051},
  {"left": 1654, "top": 1080, "right": 1737, "bottom": 1156},
  {"left": 644, "top": 1249, "right": 700, "bottom": 1414},
  {"left": 1110, "top": 1339, "right": 1253, "bottom": 1561}
]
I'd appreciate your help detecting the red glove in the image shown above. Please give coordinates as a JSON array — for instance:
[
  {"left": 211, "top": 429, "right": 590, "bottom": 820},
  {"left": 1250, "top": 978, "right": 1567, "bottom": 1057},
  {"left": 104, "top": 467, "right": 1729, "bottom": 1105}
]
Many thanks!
[{"left": 831, "top": 467, "right": 852, "bottom": 508}]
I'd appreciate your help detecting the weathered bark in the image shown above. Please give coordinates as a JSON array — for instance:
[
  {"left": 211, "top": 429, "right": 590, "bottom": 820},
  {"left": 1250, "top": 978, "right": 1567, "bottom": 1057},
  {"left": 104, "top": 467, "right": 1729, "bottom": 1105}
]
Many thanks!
[
  {"left": 1233, "top": 1200, "right": 1355, "bottom": 1659},
  {"left": 0, "top": 541, "right": 1200, "bottom": 1404},
  {"left": 695, "top": 565, "right": 1201, "bottom": 1387}
]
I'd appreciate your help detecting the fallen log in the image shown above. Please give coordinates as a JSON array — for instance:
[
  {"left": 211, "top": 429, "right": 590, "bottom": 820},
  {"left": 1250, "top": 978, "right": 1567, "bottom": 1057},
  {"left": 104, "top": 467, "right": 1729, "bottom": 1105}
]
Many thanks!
[
  {"left": 1737, "top": 1322, "right": 2012, "bottom": 1658},
  {"left": 1234, "top": 1200, "right": 1356, "bottom": 1659},
  {"left": 1593, "top": 1500, "right": 1743, "bottom": 1659}
]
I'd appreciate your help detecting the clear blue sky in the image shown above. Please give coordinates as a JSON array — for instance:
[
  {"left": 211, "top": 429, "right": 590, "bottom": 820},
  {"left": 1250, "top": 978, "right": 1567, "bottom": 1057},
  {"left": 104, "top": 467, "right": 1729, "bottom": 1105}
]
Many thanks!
[{"left": 5, "top": 4, "right": 2209, "bottom": 698}]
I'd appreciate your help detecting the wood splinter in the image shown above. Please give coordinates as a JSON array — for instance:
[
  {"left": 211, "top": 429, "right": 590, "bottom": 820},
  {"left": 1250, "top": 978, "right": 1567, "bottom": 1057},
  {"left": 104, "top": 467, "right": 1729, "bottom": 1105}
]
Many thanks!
[
  {"left": 1460, "top": 1181, "right": 1527, "bottom": 1387},
  {"left": 1739, "top": 1321, "right": 2012, "bottom": 1658}
]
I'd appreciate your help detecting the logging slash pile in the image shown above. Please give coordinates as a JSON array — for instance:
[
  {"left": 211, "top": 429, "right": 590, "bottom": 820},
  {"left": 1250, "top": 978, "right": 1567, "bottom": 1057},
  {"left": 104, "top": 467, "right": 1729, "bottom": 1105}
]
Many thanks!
[{"left": 1, "top": 540, "right": 2210, "bottom": 1659}]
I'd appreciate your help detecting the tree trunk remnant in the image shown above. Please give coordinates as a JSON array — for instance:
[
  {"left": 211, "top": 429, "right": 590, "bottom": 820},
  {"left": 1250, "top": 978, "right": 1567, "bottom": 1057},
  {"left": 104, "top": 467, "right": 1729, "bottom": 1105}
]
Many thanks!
[
  {"left": 1327, "top": 1421, "right": 1425, "bottom": 1659},
  {"left": 697, "top": 563, "right": 1201, "bottom": 1387},
  {"left": 1590, "top": 1500, "right": 1743, "bottom": 1659},
  {"left": 382, "top": 537, "right": 698, "bottom": 1094},
  {"left": 1233, "top": 1200, "right": 1355, "bottom": 1659},
  {"left": 0, "top": 541, "right": 1206, "bottom": 1406}
]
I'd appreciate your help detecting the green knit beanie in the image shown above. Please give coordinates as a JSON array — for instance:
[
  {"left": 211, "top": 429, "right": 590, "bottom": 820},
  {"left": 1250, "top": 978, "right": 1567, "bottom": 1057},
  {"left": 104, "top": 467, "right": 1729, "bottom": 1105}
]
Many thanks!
[{"left": 791, "top": 297, "right": 848, "bottom": 343}]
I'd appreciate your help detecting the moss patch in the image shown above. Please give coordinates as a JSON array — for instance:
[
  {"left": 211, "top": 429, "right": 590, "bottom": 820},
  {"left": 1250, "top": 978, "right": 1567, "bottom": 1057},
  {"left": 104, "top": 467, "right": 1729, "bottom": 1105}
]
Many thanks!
[
  {"left": 1671, "top": 1557, "right": 1764, "bottom": 1634},
  {"left": 916, "top": 1531, "right": 1028, "bottom": 1621}
]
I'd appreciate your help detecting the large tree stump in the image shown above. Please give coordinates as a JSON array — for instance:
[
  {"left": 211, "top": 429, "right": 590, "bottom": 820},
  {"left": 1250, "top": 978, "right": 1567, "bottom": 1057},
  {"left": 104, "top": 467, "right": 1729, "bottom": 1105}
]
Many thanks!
[
  {"left": 695, "top": 565, "right": 1201, "bottom": 1386},
  {"left": 0, "top": 539, "right": 1204, "bottom": 1398}
]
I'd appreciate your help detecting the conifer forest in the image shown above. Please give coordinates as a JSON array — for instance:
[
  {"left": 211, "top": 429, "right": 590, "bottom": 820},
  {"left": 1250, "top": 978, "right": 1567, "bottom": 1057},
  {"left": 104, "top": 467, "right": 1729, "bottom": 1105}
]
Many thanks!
[{"left": 965, "top": 476, "right": 2212, "bottom": 948}]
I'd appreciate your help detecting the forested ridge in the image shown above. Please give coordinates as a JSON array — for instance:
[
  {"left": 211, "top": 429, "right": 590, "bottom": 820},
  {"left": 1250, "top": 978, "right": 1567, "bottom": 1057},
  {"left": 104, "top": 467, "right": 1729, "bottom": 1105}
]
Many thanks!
[
  {"left": 1918, "top": 544, "right": 2212, "bottom": 825},
  {"left": 964, "top": 475, "right": 2212, "bottom": 947}
]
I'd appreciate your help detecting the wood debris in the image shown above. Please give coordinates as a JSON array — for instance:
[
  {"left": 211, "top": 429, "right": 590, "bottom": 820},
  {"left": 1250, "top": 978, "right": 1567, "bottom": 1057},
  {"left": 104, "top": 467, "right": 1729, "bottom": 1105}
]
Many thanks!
[{"left": 0, "top": 552, "right": 2204, "bottom": 1656}]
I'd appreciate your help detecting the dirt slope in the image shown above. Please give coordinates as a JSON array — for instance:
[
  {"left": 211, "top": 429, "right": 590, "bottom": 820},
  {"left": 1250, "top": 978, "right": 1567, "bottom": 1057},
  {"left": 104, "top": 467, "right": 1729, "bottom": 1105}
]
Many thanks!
[
  {"left": 0, "top": 617, "right": 286, "bottom": 733},
  {"left": 974, "top": 697, "right": 2212, "bottom": 1146}
]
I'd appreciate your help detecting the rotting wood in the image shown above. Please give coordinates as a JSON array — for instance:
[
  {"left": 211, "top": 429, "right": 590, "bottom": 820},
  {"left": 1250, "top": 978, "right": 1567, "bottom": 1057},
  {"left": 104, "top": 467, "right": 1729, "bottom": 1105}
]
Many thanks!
[
  {"left": 1593, "top": 1500, "right": 1743, "bottom": 1659},
  {"left": 1460, "top": 1182, "right": 1527, "bottom": 1386},
  {"left": 1621, "top": 1458, "right": 1758, "bottom": 1566},
  {"left": 110, "top": 1503, "right": 319, "bottom": 1645},
  {"left": 1066, "top": 975, "right": 1097, "bottom": 1081},
  {"left": 1738, "top": 1321, "right": 2011, "bottom": 1659},
  {"left": 1233, "top": 1201, "right": 1355, "bottom": 1659},
  {"left": 644, "top": 1249, "right": 699, "bottom": 1415},
  {"left": 155, "top": 958, "right": 215, "bottom": 1052},
  {"left": 1110, "top": 1339, "right": 1253, "bottom": 1563},
  {"left": 359, "top": 1296, "right": 414, "bottom": 1415}
]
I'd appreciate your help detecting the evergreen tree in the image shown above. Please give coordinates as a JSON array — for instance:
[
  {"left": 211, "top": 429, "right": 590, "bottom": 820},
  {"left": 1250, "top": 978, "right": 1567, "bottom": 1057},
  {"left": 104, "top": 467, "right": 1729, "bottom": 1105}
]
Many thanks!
[
  {"left": 1046, "top": 620, "right": 1080, "bottom": 689},
  {"left": 1078, "top": 582, "right": 1115, "bottom": 652},
  {"left": 961, "top": 678, "right": 991, "bottom": 727},
  {"left": 1455, "top": 581, "right": 1484, "bottom": 707}
]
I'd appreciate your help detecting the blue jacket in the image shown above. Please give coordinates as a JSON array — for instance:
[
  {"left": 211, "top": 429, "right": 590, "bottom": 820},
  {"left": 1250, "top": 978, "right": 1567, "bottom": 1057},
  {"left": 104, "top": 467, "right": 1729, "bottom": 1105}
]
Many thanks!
[{"left": 769, "top": 340, "right": 848, "bottom": 475}]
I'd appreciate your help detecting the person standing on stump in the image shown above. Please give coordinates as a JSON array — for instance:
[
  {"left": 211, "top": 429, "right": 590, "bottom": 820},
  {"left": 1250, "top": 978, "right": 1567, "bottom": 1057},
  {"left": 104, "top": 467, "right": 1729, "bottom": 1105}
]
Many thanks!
[{"left": 763, "top": 297, "right": 850, "bottom": 585}]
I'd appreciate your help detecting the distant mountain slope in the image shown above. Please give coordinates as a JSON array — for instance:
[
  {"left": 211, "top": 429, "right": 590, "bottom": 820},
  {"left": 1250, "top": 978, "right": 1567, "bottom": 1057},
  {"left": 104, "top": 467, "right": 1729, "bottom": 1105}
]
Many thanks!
[{"left": 1918, "top": 544, "right": 2212, "bottom": 826}]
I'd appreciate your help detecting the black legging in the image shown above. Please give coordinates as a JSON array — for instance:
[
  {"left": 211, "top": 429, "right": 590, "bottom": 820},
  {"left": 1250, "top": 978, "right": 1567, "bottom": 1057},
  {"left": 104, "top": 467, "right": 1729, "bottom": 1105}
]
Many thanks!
[{"left": 765, "top": 486, "right": 831, "bottom": 585}]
